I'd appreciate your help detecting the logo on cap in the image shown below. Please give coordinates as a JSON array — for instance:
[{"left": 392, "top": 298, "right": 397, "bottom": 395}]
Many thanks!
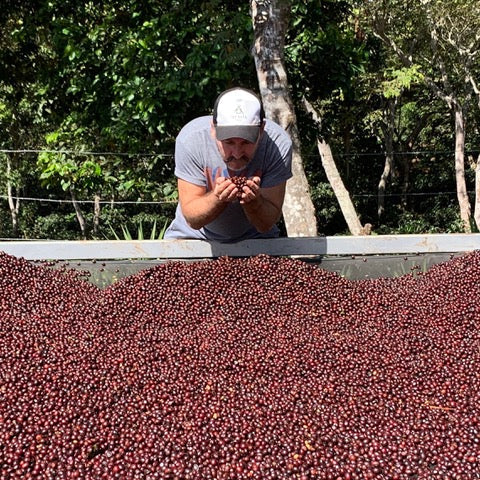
[{"left": 232, "top": 105, "right": 247, "bottom": 122}]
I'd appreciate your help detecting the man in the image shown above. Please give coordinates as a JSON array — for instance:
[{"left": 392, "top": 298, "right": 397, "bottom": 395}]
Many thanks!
[{"left": 164, "top": 87, "right": 293, "bottom": 242}]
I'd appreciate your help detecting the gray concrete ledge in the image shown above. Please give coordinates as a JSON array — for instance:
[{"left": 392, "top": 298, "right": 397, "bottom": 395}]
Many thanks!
[{"left": 0, "top": 234, "right": 479, "bottom": 261}]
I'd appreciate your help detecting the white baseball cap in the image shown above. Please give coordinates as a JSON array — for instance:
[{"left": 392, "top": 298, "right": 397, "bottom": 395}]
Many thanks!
[{"left": 213, "top": 87, "right": 264, "bottom": 143}]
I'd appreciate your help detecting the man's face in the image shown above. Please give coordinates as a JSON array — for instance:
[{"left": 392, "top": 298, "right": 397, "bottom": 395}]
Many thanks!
[
  {"left": 212, "top": 124, "right": 263, "bottom": 173},
  {"left": 216, "top": 137, "right": 258, "bottom": 172}
]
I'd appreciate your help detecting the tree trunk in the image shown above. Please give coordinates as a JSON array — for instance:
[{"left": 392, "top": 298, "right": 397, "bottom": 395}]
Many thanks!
[
  {"left": 302, "top": 97, "right": 369, "bottom": 235},
  {"left": 93, "top": 193, "right": 101, "bottom": 236},
  {"left": 378, "top": 152, "right": 394, "bottom": 219},
  {"left": 250, "top": 0, "right": 317, "bottom": 237},
  {"left": 453, "top": 106, "right": 471, "bottom": 232},
  {"left": 6, "top": 153, "right": 20, "bottom": 237},
  {"left": 70, "top": 187, "right": 87, "bottom": 239},
  {"left": 378, "top": 99, "right": 395, "bottom": 219},
  {"left": 317, "top": 140, "right": 369, "bottom": 235}
]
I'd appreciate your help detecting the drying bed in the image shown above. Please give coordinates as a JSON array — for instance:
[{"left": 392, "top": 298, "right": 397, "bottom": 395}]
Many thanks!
[{"left": 0, "top": 247, "right": 479, "bottom": 479}]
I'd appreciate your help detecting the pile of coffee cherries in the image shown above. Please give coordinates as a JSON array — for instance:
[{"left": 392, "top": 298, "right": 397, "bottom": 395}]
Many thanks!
[{"left": 0, "top": 251, "right": 479, "bottom": 479}]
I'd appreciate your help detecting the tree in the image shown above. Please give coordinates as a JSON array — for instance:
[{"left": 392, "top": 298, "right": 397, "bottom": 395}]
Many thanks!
[
  {"left": 250, "top": 0, "right": 317, "bottom": 237},
  {"left": 0, "top": 1, "right": 53, "bottom": 235},
  {"left": 362, "top": 0, "right": 480, "bottom": 232},
  {"left": 361, "top": 65, "right": 430, "bottom": 218},
  {"left": 303, "top": 97, "right": 369, "bottom": 235},
  {"left": 281, "top": 0, "right": 371, "bottom": 235}
]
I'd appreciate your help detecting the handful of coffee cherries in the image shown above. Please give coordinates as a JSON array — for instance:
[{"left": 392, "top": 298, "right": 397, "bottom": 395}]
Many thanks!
[{"left": 230, "top": 176, "right": 248, "bottom": 198}]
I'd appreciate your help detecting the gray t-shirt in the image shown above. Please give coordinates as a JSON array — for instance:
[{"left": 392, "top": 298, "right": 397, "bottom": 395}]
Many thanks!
[{"left": 164, "top": 116, "right": 293, "bottom": 242}]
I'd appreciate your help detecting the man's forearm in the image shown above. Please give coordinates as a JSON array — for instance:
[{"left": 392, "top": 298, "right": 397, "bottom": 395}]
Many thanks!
[{"left": 182, "top": 191, "right": 228, "bottom": 230}]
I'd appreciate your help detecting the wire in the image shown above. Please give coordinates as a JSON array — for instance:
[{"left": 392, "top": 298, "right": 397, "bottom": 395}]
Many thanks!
[
  {"left": 0, "top": 149, "right": 173, "bottom": 157},
  {"left": 352, "top": 191, "right": 460, "bottom": 198},
  {"left": 1, "top": 148, "right": 479, "bottom": 158},
  {"left": 0, "top": 195, "right": 177, "bottom": 205},
  {"left": 333, "top": 150, "right": 480, "bottom": 157}
]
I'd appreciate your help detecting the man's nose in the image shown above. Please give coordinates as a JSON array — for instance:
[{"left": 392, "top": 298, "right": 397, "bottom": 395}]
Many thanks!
[{"left": 230, "top": 146, "right": 244, "bottom": 159}]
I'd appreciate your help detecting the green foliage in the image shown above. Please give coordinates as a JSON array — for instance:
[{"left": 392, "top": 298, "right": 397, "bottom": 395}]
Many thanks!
[
  {"left": 0, "top": 2, "right": 53, "bottom": 149},
  {"left": 310, "top": 181, "right": 351, "bottom": 235},
  {"left": 0, "top": 200, "right": 11, "bottom": 237},
  {"left": 286, "top": 1, "right": 368, "bottom": 104},
  {"left": 382, "top": 66, "right": 424, "bottom": 99},
  {"left": 38, "top": 150, "right": 103, "bottom": 194},
  {"left": 382, "top": 208, "right": 465, "bottom": 235},
  {"left": 29, "top": 212, "right": 81, "bottom": 240},
  {"left": 44, "top": 0, "right": 255, "bottom": 153},
  {"left": 107, "top": 218, "right": 169, "bottom": 241}
]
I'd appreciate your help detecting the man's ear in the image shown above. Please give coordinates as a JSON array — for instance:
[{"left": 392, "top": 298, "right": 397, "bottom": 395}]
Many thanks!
[{"left": 257, "top": 120, "right": 266, "bottom": 141}]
